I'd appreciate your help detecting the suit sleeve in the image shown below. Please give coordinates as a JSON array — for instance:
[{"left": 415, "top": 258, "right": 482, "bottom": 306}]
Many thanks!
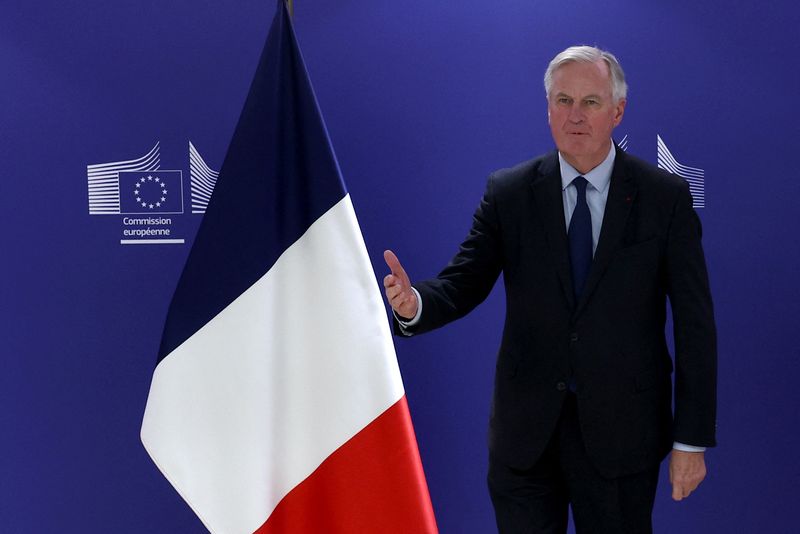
[
  {"left": 666, "top": 180, "right": 717, "bottom": 447},
  {"left": 394, "top": 174, "right": 505, "bottom": 336}
]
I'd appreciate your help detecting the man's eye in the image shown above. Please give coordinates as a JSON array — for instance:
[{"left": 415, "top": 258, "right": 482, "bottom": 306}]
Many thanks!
[
  {"left": 558, "top": 97, "right": 571, "bottom": 104},
  {"left": 585, "top": 100, "right": 599, "bottom": 106}
]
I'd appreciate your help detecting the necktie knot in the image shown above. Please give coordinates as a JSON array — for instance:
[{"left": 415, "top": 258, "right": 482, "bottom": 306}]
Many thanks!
[{"left": 572, "top": 175, "right": 588, "bottom": 194}]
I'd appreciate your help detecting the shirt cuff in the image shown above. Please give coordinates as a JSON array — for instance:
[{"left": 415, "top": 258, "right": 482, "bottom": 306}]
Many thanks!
[
  {"left": 672, "top": 442, "right": 706, "bottom": 453},
  {"left": 394, "top": 287, "right": 422, "bottom": 327}
]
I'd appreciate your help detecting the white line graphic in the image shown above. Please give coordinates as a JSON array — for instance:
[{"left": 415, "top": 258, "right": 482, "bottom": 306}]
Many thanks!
[
  {"left": 656, "top": 134, "right": 705, "bottom": 208},
  {"left": 618, "top": 134, "right": 629, "bottom": 152},
  {"left": 189, "top": 141, "right": 220, "bottom": 214},
  {"left": 88, "top": 143, "right": 161, "bottom": 214},
  {"left": 120, "top": 239, "right": 186, "bottom": 245}
]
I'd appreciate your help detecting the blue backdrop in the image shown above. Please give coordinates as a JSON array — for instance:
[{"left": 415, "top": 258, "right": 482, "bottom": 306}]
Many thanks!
[{"left": 2, "top": 1, "right": 798, "bottom": 532}]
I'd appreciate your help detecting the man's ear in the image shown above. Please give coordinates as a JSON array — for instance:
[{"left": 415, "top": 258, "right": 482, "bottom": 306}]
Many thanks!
[{"left": 613, "top": 98, "right": 627, "bottom": 126}]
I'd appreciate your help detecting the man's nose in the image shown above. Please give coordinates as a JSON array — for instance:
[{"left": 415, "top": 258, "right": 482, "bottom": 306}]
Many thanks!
[{"left": 568, "top": 104, "right": 585, "bottom": 123}]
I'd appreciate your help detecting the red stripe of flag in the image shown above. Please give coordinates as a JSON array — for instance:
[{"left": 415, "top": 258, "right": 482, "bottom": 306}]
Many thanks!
[{"left": 256, "top": 396, "right": 438, "bottom": 533}]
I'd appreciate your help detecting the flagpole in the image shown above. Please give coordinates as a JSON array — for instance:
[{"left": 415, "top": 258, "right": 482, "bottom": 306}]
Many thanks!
[{"left": 286, "top": 0, "right": 293, "bottom": 17}]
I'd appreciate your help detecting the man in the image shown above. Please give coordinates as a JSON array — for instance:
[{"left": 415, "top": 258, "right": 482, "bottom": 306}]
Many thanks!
[{"left": 383, "top": 46, "right": 716, "bottom": 533}]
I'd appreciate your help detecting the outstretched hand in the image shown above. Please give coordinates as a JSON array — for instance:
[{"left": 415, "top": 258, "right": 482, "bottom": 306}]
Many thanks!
[{"left": 383, "top": 250, "right": 418, "bottom": 320}]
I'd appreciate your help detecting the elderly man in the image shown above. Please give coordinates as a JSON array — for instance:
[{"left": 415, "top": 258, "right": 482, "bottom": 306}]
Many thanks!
[{"left": 383, "top": 46, "right": 716, "bottom": 533}]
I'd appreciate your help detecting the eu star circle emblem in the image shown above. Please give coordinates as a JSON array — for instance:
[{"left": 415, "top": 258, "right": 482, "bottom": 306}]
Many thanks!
[{"left": 133, "top": 175, "right": 168, "bottom": 210}]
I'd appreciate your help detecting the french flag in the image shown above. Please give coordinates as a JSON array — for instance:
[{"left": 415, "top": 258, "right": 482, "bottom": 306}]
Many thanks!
[{"left": 140, "top": 2, "right": 438, "bottom": 532}]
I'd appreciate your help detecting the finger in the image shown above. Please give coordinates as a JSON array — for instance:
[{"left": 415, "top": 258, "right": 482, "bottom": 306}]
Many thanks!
[
  {"left": 391, "top": 294, "right": 412, "bottom": 314},
  {"left": 386, "top": 284, "right": 403, "bottom": 301},
  {"left": 389, "top": 284, "right": 412, "bottom": 304},
  {"left": 685, "top": 477, "right": 701, "bottom": 492},
  {"left": 383, "top": 274, "right": 397, "bottom": 288},
  {"left": 383, "top": 249, "right": 402, "bottom": 274},
  {"left": 672, "top": 479, "right": 695, "bottom": 501},
  {"left": 383, "top": 250, "right": 411, "bottom": 287}
]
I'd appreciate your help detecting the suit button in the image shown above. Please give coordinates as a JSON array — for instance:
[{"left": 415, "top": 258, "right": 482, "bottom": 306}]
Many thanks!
[
  {"left": 556, "top": 381, "right": 567, "bottom": 391},
  {"left": 570, "top": 332, "right": 579, "bottom": 342}
]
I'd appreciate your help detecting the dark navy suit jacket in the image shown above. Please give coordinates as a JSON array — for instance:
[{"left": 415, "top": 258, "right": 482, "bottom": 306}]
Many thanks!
[{"left": 396, "top": 147, "right": 717, "bottom": 478}]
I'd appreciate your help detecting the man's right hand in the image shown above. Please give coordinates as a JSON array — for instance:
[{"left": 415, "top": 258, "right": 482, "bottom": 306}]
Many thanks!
[{"left": 383, "top": 250, "right": 418, "bottom": 320}]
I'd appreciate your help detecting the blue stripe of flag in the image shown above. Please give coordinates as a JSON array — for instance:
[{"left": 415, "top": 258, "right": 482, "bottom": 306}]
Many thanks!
[{"left": 159, "top": 0, "right": 346, "bottom": 362}]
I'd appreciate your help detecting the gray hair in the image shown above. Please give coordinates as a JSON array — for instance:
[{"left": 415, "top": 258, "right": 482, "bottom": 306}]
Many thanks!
[{"left": 543, "top": 45, "right": 628, "bottom": 102}]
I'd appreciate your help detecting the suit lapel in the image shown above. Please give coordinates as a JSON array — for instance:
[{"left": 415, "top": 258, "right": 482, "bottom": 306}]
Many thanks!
[
  {"left": 530, "top": 153, "right": 575, "bottom": 311},
  {"left": 574, "top": 148, "right": 638, "bottom": 317}
]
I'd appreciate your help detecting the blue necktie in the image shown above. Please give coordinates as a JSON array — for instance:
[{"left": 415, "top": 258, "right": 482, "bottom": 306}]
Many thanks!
[{"left": 568, "top": 176, "right": 593, "bottom": 301}]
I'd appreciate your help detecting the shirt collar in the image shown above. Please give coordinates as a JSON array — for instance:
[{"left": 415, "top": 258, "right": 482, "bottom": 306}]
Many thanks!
[{"left": 559, "top": 142, "right": 616, "bottom": 193}]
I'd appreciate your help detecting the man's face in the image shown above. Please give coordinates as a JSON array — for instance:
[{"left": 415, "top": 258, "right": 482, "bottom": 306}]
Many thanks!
[{"left": 547, "top": 60, "right": 626, "bottom": 173}]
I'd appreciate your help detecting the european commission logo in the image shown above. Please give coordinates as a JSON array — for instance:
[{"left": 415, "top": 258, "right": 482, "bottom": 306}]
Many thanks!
[
  {"left": 119, "top": 171, "right": 183, "bottom": 214},
  {"left": 617, "top": 134, "right": 706, "bottom": 209},
  {"left": 87, "top": 141, "right": 220, "bottom": 245}
]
